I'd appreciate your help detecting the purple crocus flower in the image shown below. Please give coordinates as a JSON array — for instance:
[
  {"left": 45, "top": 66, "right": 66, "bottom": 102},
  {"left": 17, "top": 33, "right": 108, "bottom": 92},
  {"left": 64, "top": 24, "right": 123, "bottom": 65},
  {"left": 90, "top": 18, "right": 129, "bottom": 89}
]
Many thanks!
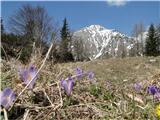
[
  {"left": 18, "top": 64, "right": 37, "bottom": 89},
  {"left": 61, "top": 77, "right": 74, "bottom": 96},
  {"left": 88, "top": 71, "right": 94, "bottom": 80},
  {"left": 147, "top": 85, "right": 158, "bottom": 95},
  {"left": 75, "top": 68, "right": 83, "bottom": 83},
  {"left": 133, "top": 83, "right": 142, "bottom": 91},
  {"left": 0, "top": 88, "right": 15, "bottom": 110}
]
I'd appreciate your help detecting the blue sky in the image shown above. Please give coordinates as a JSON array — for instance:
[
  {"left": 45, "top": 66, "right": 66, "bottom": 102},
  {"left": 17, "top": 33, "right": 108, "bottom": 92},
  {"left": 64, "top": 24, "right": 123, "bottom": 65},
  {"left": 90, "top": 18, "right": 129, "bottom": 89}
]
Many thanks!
[{"left": 1, "top": 1, "right": 160, "bottom": 35}]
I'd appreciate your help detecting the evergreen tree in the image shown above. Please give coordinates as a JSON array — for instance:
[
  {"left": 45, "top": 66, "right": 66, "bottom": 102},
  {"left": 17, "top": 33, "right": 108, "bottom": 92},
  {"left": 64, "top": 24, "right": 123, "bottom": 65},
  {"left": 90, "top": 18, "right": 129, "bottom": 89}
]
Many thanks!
[
  {"left": 145, "top": 24, "right": 158, "bottom": 56},
  {"left": 59, "top": 18, "right": 74, "bottom": 62},
  {"left": 1, "top": 18, "right": 4, "bottom": 34},
  {"left": 154, "top": 24, "right": 160, "bottom": 55},
  {"left": 60, "top": 18, "right": 70, "bottom": 52}
]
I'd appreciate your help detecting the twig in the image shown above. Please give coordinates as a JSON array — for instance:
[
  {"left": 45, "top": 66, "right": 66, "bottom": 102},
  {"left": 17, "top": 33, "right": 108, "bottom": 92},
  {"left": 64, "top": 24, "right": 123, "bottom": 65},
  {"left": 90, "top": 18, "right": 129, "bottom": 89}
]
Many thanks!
[
  {"left": 23, "top": 109, "right": 30, "bottom": 120},
  {"left": 136, "top": 105, "right": 145, "bottom": 110},
  {"left": 3, "top": 108, "right": 8, "bottom": 120},
  {"left": 56, "top": 81, "right": 63, "bottom": 106},
  {"left": 33, "top": 111, "right": 44, "bottom": 120},
  {"left": 43, "top": 88, "right": 54, "bottom": 106},
  {"left": 32, "top": 42, "right": 36, "bottom": 53},
  {"left": 14, "top": 103, "right": 56, "bottom": 109},
  {"left": 1, "top": 45, "right": 9, "bottom": 61},
  {"left": 62, "top": 101, "right": 110, "bottom": 110},
  {"left": 15, "top": 48, "right": 23, "bottom": 61},
  {"left": 39, "top": 104, "right": 62, "bottom": 120},
  {"left": 39, "top": 81, "right": 63, "bottom": 120},
  {"left": 9, "top": 43, "right": 53, "bottom": 111}
]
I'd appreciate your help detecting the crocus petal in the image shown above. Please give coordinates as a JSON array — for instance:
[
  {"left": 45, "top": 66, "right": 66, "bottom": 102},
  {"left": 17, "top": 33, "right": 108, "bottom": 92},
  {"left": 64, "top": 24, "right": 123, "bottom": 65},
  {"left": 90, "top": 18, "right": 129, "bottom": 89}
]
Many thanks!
[
  {"left": 61, "top": 79, "right": 68, "bottom": 94},
  {"left": 61, "top": 78, "right": 74, "bottom": 96},
  {"left": 88, "top": 71, "right": 94, "bottom": 80},
  {"left": 18, "top": 64, "right": 37, "bottom": 89},
  {"left": 23, "top": 70, "right": 29, "bottom": 84},
  {"left": 76, "top": 68, "right": 83, "bottom": 76},
  {"left": 0, "top": 88, "right": 15, "bottom": 110},
  {"left": 68, "top": 76, "right": 74, "bottom": 83},
  {"left": 3, "top": 88, "right": 13, "bottom": 96},
  {"left": 68, "top": 78, "right": 74, "bottom": 96},
  {"left": 28, "top": 64, "right": 35, "bottom": 72},
  {"left": 148, "top": 85, "right": 157, "bottom": 95},
  {"left": 5, "top": 91, "right": 16, "bottom": 109},
  {"left": 9, "top": 91, "right": 15, "bottom": 103},
  {"left": 75, "top": 68, "right": 83, "bottom": 83},
  {"left": 28, "top": 70, "right": 37, "bottom": 89},
  {"left": 134, "top": 83, "right": 142, "bottom": 91}
]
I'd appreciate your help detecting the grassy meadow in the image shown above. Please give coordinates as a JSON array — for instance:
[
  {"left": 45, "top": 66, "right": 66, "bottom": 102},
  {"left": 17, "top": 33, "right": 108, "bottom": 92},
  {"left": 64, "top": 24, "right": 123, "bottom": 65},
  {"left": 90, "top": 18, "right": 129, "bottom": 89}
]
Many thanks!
[{"left": 1, "top": 56, "right": 160, "bottom": 120}]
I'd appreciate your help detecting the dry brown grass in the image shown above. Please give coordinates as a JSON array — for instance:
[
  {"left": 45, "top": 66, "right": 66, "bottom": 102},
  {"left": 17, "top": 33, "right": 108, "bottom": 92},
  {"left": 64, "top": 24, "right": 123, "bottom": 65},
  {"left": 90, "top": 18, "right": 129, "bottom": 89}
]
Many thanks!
[{"left": 1, "top": 56, "right": 160, "bottom": 120}]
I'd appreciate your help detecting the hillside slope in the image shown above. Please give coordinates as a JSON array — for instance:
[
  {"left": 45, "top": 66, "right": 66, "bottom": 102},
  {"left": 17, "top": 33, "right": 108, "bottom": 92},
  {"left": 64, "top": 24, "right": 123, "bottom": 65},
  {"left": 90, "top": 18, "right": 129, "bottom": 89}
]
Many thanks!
[
  {"left": 1, "top": 56, "right": 160, "bottom": 119},
  {"left": 61, "top": 56, "right": 160, "bottom": 84}
]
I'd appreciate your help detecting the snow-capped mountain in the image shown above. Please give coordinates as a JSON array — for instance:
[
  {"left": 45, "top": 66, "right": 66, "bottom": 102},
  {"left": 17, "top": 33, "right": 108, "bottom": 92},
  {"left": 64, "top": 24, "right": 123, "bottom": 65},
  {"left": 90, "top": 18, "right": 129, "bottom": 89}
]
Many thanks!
[{"left": 73, "top": 25, "right": 139, "bottom": 60}]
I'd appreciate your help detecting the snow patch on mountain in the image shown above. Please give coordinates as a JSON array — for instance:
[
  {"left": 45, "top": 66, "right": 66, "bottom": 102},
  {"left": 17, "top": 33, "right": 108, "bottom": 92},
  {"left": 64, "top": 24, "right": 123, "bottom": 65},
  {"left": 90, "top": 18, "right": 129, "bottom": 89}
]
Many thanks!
[{"left": 73, "top": 25, "right": 143, "bottom": 60}]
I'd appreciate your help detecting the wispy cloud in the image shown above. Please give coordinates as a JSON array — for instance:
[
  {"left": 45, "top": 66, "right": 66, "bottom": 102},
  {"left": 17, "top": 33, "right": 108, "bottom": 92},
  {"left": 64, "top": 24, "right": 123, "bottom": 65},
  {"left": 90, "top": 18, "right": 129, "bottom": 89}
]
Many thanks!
[{"left": 107, "top": 0, "right": 127, "bottom": 7}]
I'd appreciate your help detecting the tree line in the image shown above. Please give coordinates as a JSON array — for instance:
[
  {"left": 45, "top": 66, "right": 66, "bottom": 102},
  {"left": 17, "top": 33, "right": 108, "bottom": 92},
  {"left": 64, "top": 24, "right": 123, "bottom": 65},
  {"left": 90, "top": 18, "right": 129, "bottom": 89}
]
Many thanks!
[
  {"left": 1, "top": 4, "right": 75, "bottom": 63},
  {"left": 132, "top": 22, "right": 160, "bottom": 57},
  {"left": 1, "top": 4, "right": 160, "bottom": 63}
]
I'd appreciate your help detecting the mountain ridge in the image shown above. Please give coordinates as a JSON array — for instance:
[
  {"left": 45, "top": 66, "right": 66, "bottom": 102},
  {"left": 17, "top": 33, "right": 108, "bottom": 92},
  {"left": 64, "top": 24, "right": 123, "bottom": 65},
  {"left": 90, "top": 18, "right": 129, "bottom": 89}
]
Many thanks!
[{"left": 73, "top": 24, "right": 139, "bottom": 60}]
